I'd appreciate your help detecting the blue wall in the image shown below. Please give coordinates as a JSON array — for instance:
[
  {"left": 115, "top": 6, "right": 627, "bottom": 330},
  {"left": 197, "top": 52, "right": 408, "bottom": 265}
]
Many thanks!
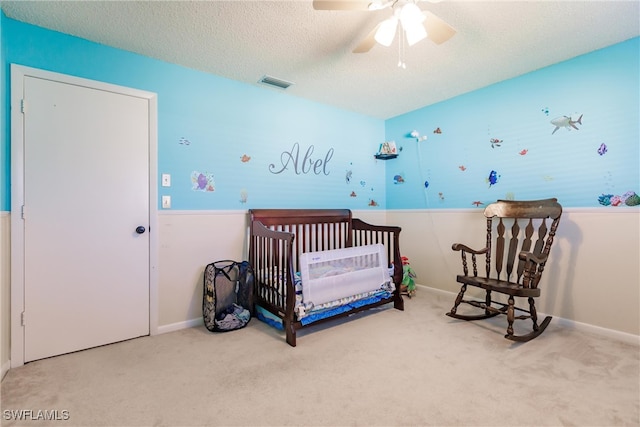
[
  {"left": 1, "top": 15, "right": 386, "bottom": 211},
  {"left": 385, "top": 37, "right": 640, "bottom": 209},
  {"left": 2, "top": 14, "right": 638, "bottom": 212}
]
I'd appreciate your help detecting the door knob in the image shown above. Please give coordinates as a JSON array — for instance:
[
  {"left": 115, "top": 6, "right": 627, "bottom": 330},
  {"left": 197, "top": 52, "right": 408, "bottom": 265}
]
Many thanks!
[{"left": 135, "top": 226, "right": 146, "bottom": 234}]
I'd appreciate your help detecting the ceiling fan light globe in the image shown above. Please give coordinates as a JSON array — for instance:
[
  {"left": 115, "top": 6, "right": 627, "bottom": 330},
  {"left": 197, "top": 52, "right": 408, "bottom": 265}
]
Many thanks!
[
  {"left": 374, "top": 17, "right": 398, "bottom": 47},
  {"left": 405, "top": 22, "right": 427, "bottom": 46},
  {"left": 399, "top": 3, "right": 425, "bottom": 27}
]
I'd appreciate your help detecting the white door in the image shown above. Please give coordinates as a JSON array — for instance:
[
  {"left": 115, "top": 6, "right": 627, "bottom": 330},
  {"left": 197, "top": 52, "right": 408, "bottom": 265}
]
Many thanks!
[{"left": 18, "top": 72, "right": 151, "bottom": 362}]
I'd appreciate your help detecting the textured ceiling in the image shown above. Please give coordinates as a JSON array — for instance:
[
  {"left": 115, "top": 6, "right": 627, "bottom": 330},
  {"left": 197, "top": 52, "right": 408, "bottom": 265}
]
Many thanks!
[{"left": 2, "top": 0, "right": 639, "bottom": 119}]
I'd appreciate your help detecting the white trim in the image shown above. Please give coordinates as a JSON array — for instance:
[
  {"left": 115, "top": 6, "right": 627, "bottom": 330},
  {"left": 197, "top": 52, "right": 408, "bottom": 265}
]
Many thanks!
[
  {"left": 388, "top": 207, "right": 640, "bottom": 214},
  {"left": 152, "top": 207, "right": 640, "bottom": 216},
  {"left": 416, "top": 284, "right": 640, "bottom": 346},
  {"left": 560, "top": 207, "right": 640, "bottom": 214},
  {"left": 1, "top": 359, "right": 10, "bottom": 381},
  {"left": 416, "top": 284, "right": 457, "bottom": 297},
  {"left": 158, "top": 209, "right": 248, "bottom": 216},
  {"left": 157, "top": 318, "right": 204, "bottom": 335},
  {"left": 553, "top": 317, "right": 640, "bottom": 346},
  {"left": 148, "top": 91, "right": 159, "bottom": 336},
  {"left": 10, "top": 64, "right": 159, "bottom": 366},
  {"left": 1, "top": 212, "right": 9, "bottom": 379},
  {"left": 10, "top": 64, "right": 25, "bottom": 369},
  {"left": 351, "top": 209, "right": 387, "bottom": 216}
]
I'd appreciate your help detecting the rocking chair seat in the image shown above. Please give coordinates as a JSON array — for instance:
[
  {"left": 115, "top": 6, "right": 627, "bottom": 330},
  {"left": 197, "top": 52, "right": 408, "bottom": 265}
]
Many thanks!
[{"left": 456, "top": 275, "right": 541, "bottom": 298}]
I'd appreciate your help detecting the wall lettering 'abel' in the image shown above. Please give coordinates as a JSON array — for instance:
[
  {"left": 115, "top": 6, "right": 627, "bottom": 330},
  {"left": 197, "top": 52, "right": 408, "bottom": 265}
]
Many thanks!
[{"left": 269, "top": 142, "right": 334, "bottom": 176}]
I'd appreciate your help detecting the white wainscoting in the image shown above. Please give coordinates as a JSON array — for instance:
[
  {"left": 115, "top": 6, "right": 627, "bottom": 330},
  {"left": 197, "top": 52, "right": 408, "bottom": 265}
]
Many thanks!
[
  {"left": 157, "top": 210, "right": 248, "bottom": 328},
  {"left": 388, "top": 208, "right": 640, "bottom": 337},
  {"left": 3, "top": 208, "right": 635, "bottom": 378},
  {"left": 155, "top": 208, "right": 639, "bottom": 339}
]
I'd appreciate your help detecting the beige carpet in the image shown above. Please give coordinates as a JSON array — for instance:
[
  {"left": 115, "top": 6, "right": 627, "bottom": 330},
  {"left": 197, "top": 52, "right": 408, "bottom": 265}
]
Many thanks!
[{"left": 1, "top": 287, "right": 639, "bottom": 427}]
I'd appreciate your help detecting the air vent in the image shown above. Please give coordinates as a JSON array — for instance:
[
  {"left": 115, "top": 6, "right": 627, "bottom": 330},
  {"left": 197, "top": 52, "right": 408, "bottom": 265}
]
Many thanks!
[{"left": 258, "top": 75, "right": 294, "bottom": 90}]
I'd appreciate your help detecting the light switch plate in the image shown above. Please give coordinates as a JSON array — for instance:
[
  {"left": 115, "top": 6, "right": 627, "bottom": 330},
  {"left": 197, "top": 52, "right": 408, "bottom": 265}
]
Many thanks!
[
  {"left": 161, "top": 174, "right": 171, "bottom": 187},
  {"left": 162, "top": 195, "right": 171, "bottom": 209}
]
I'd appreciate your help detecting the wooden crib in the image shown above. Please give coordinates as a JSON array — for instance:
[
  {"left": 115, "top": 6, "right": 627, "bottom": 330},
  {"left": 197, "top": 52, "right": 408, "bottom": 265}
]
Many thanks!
[{"left": 248, "top": 209, "right": 404, "bottom": 346}]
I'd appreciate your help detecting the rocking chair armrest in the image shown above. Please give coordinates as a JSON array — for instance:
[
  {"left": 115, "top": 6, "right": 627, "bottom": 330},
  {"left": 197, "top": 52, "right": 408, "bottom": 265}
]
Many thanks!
[
  {"left": 452, "top": 243, "right": 489, "bottom": 255},
  {"left": 518, "top": 251, "right": 548, "bottom": 265}
]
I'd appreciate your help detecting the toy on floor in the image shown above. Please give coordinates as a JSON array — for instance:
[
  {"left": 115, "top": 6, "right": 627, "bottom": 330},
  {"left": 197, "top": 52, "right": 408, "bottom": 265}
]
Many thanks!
[{"left": 401, "top": 256, "right": 417, "bottom": 298}]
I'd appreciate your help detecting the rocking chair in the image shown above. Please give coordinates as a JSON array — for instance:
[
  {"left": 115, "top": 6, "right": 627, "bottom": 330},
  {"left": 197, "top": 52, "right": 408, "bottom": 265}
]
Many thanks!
[{"left": 446, "top": 198, "right": 562, "bottom": 342}]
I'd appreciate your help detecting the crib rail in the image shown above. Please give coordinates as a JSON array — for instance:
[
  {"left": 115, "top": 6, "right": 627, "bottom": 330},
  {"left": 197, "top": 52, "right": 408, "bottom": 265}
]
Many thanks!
[{"left": 352, "top": 218, "right": 403, "bottom": 289}]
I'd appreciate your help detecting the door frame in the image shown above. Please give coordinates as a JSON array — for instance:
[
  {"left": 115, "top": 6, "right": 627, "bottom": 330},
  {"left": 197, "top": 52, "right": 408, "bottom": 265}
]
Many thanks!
[{"left": 10, "top": 64, "right": 159, "bottom": 368}]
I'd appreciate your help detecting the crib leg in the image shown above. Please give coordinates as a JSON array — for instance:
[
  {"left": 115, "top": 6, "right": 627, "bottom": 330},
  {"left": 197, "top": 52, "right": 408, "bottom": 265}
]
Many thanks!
[
  {"left": 285, "top": 321, "right": 297, "bottom": 347},
  {"left": 394, "top": 291, "right": 405, "bottom": 311}
]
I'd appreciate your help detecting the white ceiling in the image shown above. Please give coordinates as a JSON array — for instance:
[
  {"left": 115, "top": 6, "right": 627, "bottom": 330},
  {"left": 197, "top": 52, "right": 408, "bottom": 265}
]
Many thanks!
[{"left": 2, "top": 0, "right": 639, "bottom": 119}]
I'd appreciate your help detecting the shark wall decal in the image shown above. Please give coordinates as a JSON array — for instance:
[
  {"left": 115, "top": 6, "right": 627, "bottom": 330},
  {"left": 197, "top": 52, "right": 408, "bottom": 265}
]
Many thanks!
[{"left": 551, "top": 114, "right": 583, "bottom": 135}]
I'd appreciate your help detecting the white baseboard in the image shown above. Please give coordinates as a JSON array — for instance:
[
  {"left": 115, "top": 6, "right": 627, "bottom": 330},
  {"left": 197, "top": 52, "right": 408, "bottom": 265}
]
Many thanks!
[
  {"left": 551, "top": 317, "right": 640, "bottom": 346},
  {"left": 160, "top": 286, "right": 640, "bottom": 346},
  {"left": 416, "top": 284, "right": 455, "bottom": 298},
  {"left": 1, "top": 359, "right": 10, "bottom": 381},
  {"left": 416, "top": 284, "right": 640, "bottom": 346},
  {"left": 156, "top": 317, "right": 203, "bottom": 335}
]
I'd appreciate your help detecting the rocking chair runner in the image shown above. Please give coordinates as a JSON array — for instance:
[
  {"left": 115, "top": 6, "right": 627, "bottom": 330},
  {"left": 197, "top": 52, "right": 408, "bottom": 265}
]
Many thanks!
[{"left": 446, "top": 198, "right": 562, "bottom": 342}]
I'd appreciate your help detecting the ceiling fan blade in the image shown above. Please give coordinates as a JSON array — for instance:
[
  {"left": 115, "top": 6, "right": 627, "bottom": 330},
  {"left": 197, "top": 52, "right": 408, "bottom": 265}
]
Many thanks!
[
  {"left": 312, "top": 0, "right": 372, "bottom": 10},
  {"left": 352, "top": 23, "right": 382, "bottom": 53},
  {"left": 423, "top": 11, "right": 456, "bottom": 45}
]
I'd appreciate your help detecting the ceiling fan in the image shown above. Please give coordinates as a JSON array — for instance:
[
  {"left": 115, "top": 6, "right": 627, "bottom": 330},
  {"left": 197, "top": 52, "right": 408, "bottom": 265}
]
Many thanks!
[{"left": 313, "top": 0, "right": 456, "bottom": 53}]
